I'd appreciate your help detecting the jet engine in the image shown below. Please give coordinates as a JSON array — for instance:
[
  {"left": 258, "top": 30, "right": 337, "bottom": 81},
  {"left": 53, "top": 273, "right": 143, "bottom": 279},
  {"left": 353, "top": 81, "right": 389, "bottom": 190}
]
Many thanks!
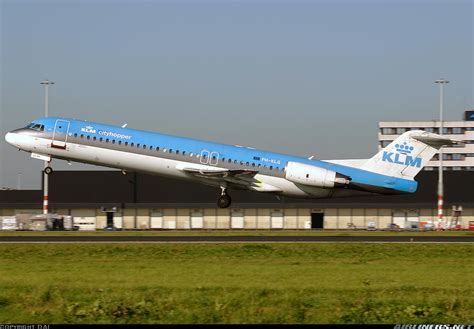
[{"left": 285, "top": 161, "right": 351, "bottom": 188}]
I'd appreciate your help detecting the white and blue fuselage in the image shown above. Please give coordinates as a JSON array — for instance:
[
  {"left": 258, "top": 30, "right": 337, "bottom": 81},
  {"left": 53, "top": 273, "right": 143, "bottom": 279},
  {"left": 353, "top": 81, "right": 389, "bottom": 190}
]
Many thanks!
[{"left": 6, "top": 117, "right": 449, "bottom": 208}]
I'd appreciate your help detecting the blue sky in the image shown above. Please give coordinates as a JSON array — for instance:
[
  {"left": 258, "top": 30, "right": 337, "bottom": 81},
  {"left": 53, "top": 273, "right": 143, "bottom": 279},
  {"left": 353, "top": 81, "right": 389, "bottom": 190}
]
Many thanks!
[{"left": 1, "top": 0, "right": 472, "bottom": 188}]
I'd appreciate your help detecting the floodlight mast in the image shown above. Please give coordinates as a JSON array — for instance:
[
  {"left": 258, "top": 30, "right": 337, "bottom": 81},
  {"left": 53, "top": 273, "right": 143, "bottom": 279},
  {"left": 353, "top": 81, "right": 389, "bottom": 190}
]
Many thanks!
[
  {"left": 40, "top": 80, "right": 54, "bottom": 215},
  {"left": 434, "top": 79, "right": 449, "bottom": 227}
]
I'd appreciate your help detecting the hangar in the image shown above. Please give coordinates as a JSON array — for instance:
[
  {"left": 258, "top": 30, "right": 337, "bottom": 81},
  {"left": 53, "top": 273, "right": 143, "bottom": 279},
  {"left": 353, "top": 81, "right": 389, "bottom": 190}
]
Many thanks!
[{"left": 0, "top": 170, "right": 473, "bottom": 230}]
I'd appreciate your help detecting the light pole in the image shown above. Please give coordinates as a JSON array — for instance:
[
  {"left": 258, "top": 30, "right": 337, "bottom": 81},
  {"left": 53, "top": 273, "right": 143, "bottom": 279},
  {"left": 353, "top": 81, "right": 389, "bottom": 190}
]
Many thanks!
[
  {"left": 40, "top": 80, "right": 54, "bottom": 215},
  {"left": 434, "top": 79, "right": 448, "bottom": 227}
]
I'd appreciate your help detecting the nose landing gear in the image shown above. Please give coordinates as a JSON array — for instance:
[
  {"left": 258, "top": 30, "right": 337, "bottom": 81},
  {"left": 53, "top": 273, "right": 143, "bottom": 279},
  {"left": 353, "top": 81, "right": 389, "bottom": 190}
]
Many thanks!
[
  {"left": 44, "top": 166, "right": 53, "bottom": 175},
  {"left": 217, "top": 186, "right": 232, "bottom": 208}
]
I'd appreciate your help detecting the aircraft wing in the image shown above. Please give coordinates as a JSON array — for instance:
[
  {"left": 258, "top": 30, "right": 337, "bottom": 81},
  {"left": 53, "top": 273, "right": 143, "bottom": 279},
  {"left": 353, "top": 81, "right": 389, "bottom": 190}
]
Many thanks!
[{"left": 179, "top": 167, "right": 259, "bottom": 188}]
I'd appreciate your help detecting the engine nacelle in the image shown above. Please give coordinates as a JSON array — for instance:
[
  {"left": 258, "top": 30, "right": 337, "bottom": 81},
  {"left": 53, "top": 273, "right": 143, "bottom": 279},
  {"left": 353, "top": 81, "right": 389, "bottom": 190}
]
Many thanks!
[{"left": 285, "top": 161, "right": 351, "bottom": 188}]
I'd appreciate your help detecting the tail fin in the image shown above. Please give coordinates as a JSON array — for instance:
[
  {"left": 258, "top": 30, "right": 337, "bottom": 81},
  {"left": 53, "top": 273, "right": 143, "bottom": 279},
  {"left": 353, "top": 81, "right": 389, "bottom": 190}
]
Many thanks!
[{"left": 361, "top": 130, "right": 456, "bottom": 179}]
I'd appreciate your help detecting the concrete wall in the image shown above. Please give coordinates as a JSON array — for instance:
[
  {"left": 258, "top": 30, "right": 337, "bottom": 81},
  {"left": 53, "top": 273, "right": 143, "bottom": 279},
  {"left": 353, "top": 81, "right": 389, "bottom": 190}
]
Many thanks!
[{"left": 2, "top": 206, "right": 474, "bottom": 230}]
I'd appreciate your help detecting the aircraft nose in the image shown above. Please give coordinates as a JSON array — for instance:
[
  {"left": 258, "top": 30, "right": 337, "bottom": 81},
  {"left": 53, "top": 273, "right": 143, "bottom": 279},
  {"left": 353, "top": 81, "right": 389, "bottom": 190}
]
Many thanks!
[{"left": 5, "top": 132, "right": 18, "bottom": 147}]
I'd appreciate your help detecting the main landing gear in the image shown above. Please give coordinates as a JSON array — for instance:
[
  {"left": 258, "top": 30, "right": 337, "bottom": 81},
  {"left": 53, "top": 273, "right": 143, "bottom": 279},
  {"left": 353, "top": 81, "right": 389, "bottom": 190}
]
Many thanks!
[{"left": 217, "top": 186, "right": 232, "bottom": 208}]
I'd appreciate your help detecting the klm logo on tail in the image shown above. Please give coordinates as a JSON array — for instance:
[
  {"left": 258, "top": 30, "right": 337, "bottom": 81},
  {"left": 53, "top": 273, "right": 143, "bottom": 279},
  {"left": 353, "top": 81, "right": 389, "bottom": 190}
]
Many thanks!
[{"left": 382, "top": 142, "right": 422, "bottom": 168}]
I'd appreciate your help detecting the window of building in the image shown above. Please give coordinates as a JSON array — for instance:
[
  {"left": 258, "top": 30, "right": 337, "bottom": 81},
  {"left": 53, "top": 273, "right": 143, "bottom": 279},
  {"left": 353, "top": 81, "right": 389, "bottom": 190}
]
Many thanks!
[
  {"left": 452, "top": 127, "right": 463, "bottom": 134},
  {"left": 381, "top": 128, "right": 395, "bottom": 135},
  {"left": 452, "top": 154, "right": 463, "bottom": 160},
  {"left": 443, "top": 154, "right": 452, "bottom": 160},
  {"left": 396, "top": 128, "right": 406, "bottom": 134}
]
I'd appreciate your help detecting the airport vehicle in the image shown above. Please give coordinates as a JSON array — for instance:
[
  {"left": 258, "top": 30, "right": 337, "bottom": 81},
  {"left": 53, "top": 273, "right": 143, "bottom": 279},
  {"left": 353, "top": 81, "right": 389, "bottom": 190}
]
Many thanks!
[{"left": 5, "top": 117, "right": 455, "bottom": 208}]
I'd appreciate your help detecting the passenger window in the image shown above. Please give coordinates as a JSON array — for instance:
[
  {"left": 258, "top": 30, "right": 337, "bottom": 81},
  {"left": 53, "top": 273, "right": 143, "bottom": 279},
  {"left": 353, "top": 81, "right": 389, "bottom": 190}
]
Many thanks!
[
  {"left": 228, "top": 159, "right": 231, "bottom": 163},
  {"left": 106, "top": 139, "right": 109, "bottom": 143},
  {"left": 270, "top": 166, "right": 273, "bottom": 170},
  {"left": 119, "top": 141, "right": 122, "bottom": 145},
  {"left": 182, "top": 151, "right": 186, "bottom": 155},
  {"left": 234, "top": 160, "right": 237, "bottom": 164},
  {"left": 246, "top": 162, "right": 249, "bottom": 166},
  {"left": 87, "top": 136, "right": 90, "bottom": 140},
  {"left": 149, "top": 146, "right": 153, "bottom": 150},
  {"left": 80, "top": 134, "right": 84, "bottom": 138},
  {"left": 99, "top": 137, "right": 103, "bottom": 142},
  {"left": 93, "top": 136, "right": 96, "bottom": 141},
  {"left": 131, "top": 142, "right": 134, "bottom": 147},
  {"left": 156, "top": 147, "right": 160, "bottom": 151},
  {"left": 74, "top": 133, "right": 78, "bottom": 137},
  {"left": 143, "top": 145, "right": 146, "bottom": 149},
  {"left": 252, "top": 163, "right": 255, "bottom": 167},
  {"left": 112, "top": 140, "right": 116, "bottom": 144},
  {"left": 169, "top": 149, "right": 173, "bottom": 153},
  {"left": 176, "top": 150, "right": 179, "bottom": 154},
  {"left": 124, "top": 142, "right": 128, "bottom": 146},
  {"left": 137, "top": 144, "right": 140, "bottom": 148},
  {"left": 190, "top": 153, "right": 193, "bottom": 157},
  {"left": 240, "top": 161, "right": 244, "bottom": 165}
]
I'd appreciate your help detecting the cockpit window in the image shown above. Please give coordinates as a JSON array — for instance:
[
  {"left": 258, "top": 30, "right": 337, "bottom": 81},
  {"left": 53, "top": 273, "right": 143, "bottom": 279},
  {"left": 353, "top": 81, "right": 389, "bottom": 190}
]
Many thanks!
[{"left": 25, "top": 123, "right": 44, "bottom": 131}]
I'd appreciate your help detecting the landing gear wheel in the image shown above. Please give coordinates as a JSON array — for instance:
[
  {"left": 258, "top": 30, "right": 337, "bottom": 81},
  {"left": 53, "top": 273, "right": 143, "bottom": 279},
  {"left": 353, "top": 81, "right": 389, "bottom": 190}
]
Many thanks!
[
  {"left": 217, "top": 194, "right": 232, "bottom": 208},
  {"left": 44, "top": 166, "right": 53, "bottom": 175}
]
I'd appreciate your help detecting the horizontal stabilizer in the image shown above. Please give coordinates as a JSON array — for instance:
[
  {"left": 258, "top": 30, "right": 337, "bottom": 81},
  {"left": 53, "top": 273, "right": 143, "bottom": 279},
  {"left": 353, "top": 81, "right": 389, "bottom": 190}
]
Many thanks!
[{"left": 411, "top": 134, "right": 459, "bottom": 148}]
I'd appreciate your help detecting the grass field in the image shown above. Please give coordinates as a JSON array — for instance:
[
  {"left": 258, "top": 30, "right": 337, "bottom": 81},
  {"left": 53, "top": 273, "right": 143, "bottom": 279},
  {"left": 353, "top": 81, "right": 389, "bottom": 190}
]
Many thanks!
[{"left": 0, "top": 243, "right": 473, "bottom": 324}]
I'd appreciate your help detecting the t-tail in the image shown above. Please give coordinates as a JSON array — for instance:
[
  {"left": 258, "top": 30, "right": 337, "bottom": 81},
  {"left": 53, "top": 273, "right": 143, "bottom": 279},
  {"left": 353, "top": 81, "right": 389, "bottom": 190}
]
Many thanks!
[{"left": 361, "top": 130, "right": 457, "bottom": 179}]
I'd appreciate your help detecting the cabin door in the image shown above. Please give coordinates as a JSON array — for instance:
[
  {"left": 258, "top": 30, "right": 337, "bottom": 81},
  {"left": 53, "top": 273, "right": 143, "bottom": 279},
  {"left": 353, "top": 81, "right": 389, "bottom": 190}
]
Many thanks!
[{"left": 51, "top": 119, "right": 70, "bottom": 149}]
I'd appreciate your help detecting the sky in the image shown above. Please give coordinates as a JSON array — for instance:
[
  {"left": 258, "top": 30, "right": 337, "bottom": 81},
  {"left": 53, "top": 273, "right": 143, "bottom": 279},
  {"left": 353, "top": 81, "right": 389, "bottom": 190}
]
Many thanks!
[{"left": 0, "top": 0, "right": 473, "bottom": 189}]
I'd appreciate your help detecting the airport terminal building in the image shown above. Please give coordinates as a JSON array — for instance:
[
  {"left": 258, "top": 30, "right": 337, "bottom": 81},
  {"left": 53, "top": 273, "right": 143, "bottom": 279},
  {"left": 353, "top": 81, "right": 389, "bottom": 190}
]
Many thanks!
[
  {"left": 0, "top": 170, "right": 473, "bottom": 231},
  {"left": 378, "top": 110, "right": 474, "bottom": 171}
]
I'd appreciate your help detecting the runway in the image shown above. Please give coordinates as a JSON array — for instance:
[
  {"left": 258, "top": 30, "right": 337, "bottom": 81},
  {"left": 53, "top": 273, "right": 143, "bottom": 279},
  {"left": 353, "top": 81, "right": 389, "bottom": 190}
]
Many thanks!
[{"left": 1, "top": 235, "right": 473, "bottom": 243}]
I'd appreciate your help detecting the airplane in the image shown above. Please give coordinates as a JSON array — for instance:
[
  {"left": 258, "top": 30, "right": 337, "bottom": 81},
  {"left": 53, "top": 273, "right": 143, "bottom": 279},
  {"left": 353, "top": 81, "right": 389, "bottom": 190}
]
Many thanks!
[{"left": 4, "top": 117, "right": 456, "bottom": 208}]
